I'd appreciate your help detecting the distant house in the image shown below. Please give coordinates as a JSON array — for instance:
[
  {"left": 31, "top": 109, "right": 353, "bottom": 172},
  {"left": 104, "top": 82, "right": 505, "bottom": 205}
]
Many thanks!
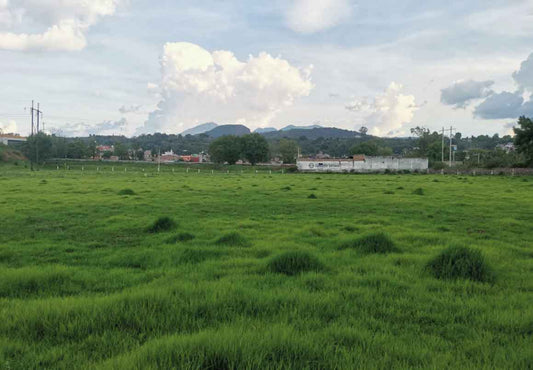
[
  {"left": 160, "top": 150, "right": 180, "bottom": 163},
  {"left": 496, "top": 142, "right": 515, "bottom": 153},
  {"left": 144, "top": 150, "right": 153, "bottom": 161}
]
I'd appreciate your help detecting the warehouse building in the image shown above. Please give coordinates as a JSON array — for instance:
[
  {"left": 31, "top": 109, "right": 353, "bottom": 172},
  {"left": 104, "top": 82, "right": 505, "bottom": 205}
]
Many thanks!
[{"left": 297, "top": 155, "right": 428, "bottom": 173}]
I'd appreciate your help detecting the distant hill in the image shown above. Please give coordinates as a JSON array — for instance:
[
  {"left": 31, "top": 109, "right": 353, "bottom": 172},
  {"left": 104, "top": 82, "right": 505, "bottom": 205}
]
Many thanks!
[
  {"left": 262, "top": 127, "right": 360, "bottom": 140},
  {"left": 181, "top": 122, "right": 218, "bottom": 136},
  {"left": 205, "top": 124, "right": 251, "bottom": 138},
  {"left": 254, "top": 127, "right": 277, "bottom": 134},
  {"left": 281, "top": 125, "right": 322, "bottom": 131}
]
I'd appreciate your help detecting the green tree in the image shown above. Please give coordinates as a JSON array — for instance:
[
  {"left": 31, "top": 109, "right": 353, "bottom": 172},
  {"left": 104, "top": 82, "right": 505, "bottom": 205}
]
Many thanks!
[
  {"left": 241, "top": 133, "right": 269, "bottom": 165},
  {"left": 514, "top": 116, "right": 533, "bottom": 165},
  {"left": 350, "top": 140, "right": 392, "bottom": 156},
  {"left": 209, "top": 135, "right": 243, "bottom": 164},
  {"left": 87, "top": 140, "right": 98, "bottom": 159},
  {"left": 24, "top": 132, "right": 53, "bottom": 164},
  {"left": 113, "top": 142, "right": 129, "bottom": 160},
  {"left": 67, "top": 140, "right": 88, "bottom": 159},
  {"left": 278, "top": 139, "right": 298, "bottom": 164}
]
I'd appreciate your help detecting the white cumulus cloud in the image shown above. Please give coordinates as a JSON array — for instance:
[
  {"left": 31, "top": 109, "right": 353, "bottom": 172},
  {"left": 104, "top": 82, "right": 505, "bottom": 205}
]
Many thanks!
[
  {"left": 141, "top": 42, "right": 314, "bottom": 133},
  {"left": 0, "top": 119, "right": 18, "bottom": 134},
  {"left": 346, "top": 82, "right": 418, "bottom": 136},
  {"left": 285, "top": 0, "right": 352, "bottom": 34},
  {"left": 0, "top": 0, "right": 121, "bottom": 51}
]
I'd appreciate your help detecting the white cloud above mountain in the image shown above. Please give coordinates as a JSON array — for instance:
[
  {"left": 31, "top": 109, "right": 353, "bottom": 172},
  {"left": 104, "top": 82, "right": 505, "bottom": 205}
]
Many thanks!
[
  {"left": 141, "top": 42, "right": 314, "bottom": 133},
  {"left": 346, "top": 82, "right": 418, "bottom": 136}
]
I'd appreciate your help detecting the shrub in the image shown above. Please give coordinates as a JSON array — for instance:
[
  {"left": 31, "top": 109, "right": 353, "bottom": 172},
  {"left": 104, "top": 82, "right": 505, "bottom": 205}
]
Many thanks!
[
  {"left": 308, "top": 193, "right": 317, "bottom": 199},
  {"left": 340, "top": 232, "right": 398, "bottom": 254},
  {"left": 215, "top": 232, "right": 251, "bottom": 247},
  {"left": 426, "top": 246, "right": 494, "bottom": 283},
  {"left": 147, "top": 217, "right": 177, "bottom": 233},
  {"left": 167, "top": 233, "right": 195, "bottom": 243},
  {"left": 413, "top": 188, "right": 425, "bottom": 195},
  {"left": 118, "top": 188, "right": 136, "bottom": 196},
  {"left": 268, "top": 251, "right": 325, "bottom": 275},
  {"left": 285, "top": 166, "right": 298, "bottom": 173}
]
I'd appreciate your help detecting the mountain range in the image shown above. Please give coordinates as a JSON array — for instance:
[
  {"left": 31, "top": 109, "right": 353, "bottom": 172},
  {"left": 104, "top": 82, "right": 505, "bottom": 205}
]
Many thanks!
[{"left": 180, "top": 123, "right": 359, "bottom": 139}]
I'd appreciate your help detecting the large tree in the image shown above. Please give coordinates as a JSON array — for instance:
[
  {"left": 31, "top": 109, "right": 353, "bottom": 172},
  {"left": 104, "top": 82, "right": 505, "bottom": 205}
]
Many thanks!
[
  {"left": 241, "top": 133, "right": 269, "bottom": 165},
  {"left": 278, "top": 139, "right": 298, "bottom": 164},
  {"left": 24, "top": 132, "right": 53, "bottom": 164},
  {"left": 514, "top": 116, "right": 533, "bottom": 165},
  {"left": 209, "top": 135, "right": 243, "bottom": 164}
]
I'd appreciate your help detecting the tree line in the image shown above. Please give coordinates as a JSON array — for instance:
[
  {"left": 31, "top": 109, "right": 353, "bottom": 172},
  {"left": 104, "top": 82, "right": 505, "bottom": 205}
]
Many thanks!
[{"left": 17, "top": 116, "right": 533, "bottom": 168}]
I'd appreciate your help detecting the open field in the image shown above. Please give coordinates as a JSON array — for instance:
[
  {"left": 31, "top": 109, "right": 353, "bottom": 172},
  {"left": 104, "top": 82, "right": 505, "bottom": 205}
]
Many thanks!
[{"left": 1, "top": 164, "right": 532, "bottom": 369}]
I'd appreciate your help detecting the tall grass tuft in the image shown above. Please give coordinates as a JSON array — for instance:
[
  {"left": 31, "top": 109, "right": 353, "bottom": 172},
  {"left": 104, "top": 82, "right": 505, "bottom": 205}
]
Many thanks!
[
  {"left": 118, "top": 188, "right": 136, "bottom": 196},
  {"left": 215, "top": 232, "right": 251, "bottom": 247},
  {"left": 267, "top": 251, "right": 325, "bottom": 275},
  {"left": 426, "top": 246, "right": 494, "bottom": 283},
  {"left": 147, "top": 217, "right": 177, "bottom": 233},
  {"left": 340, "top": 232, "right": 398, "bottom": 254},
  {"left": 413, "top": 188, "right": 425, "bottom": 195}
]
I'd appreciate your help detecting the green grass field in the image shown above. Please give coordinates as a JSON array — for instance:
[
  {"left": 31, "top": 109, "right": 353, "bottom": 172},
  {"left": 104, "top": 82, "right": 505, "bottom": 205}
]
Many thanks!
[{"left": 1, "top": 164, "right": 532, "bottom": 369}]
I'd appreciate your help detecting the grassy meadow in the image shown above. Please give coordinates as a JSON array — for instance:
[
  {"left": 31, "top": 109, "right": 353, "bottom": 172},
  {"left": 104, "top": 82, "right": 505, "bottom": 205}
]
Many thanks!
[{"left": 0, "top": 163, "right": 532, "bottom": 369}]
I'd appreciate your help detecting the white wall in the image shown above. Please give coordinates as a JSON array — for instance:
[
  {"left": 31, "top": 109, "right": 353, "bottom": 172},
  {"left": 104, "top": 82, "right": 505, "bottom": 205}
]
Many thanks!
[{"left": 297, "top": 157, "right": 428, "bottom": 172}]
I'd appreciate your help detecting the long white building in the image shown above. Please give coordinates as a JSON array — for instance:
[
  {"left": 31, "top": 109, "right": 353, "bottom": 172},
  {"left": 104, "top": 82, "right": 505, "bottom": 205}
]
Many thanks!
[{"left": 297, "top": 155, "right": 428, "bottom": 173}]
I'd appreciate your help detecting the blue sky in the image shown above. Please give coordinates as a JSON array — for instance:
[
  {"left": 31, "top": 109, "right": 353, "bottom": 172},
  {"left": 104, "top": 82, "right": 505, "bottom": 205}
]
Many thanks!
[{"left": 1, "top": 0, "right": 532, "bottom": 137}]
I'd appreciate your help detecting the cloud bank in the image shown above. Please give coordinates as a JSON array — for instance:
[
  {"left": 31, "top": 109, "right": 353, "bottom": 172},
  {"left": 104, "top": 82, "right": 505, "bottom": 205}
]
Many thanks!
[
  {"left": 0, "top": 0, "right": 121, "bottom": 51},
  {"left": 473, "top": 52, "right": 533, "bottom": 119},
  {"left": 51, "top": 118, "right": 127, "bottom": 137},
  {"left": 441, "top": 80, "right": 494, "bottom": 108},
  {"left": 141, "top": 42, "right": 314, "bottom": 133},
  {"left": 285, "top": 0, "right": 352, "bottom": 34},
  {"left": 346, "top": 82, "right": 418, "bottom": 136}
]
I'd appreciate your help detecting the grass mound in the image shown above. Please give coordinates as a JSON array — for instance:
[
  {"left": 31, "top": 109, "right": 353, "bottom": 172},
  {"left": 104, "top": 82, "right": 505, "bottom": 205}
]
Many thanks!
[
  {"left": 341, "top": 232, "right": 398, "bottom": 254},
  {"left": 413, "top": 188, "right": 425, "bottom": 195},
  {"left": 167, "top": 233, "right": 195, "bottom": 243},
  {"left": 267, "top": 251, "right": 325, "bottom": 275},
  {"left": 426, "top": 246, "right": 494, "bottom": 282},
  {"left": 147, "top": 216, "right": 177, "bottom": 233},
  {"left": 308, "top": 193, "right": 317, "bottom": 199},
  {"left": 215, "top": 232, "right": 251, "bottom": 247},
  {"left": 118, "top": 188, "right": 136, "bottom": 196}
]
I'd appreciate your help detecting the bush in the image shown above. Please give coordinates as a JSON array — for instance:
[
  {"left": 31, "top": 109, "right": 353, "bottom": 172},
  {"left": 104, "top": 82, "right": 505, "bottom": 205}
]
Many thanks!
[
  {"left": 413, "top": 188, "right": 425, "bottom": 195},
  {"left": 426, "top": 246, "right": 494, "bottom": 283},
  {"left": 215, "top": 232, "right": 251, "bottom": 247},
  {"left": 340, "top": 232, "right": 398, "bottom": 254},
  {"left": 268, "top": 251, "right": 325, "bottom": 275},
  {"left": 167, "top": 233, "right": 195, "bottom": 243},
  {"left": 147, "top": 217, "right": 177, "bottom": 233},
  {"left": 285, "top": 166, "right": 298, "bottom": 173},
  {"left": 118, "top": 188, "right": 136, "bottom": 196}
]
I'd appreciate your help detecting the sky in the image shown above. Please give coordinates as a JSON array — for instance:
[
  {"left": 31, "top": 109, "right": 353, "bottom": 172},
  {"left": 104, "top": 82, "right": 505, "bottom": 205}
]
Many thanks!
[{"left": 1, "top": 0, "right": 533, "bottom": 137}]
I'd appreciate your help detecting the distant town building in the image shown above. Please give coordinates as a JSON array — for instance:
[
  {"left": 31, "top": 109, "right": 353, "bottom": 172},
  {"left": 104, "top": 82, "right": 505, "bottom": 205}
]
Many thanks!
[
  {"left": 0, "top": 134, "right": 27, "bottom": 146},
  {"left": 297, "top": 155, "right": 429, "bottom": 173},
  {"left": 496, "top": 142, "right": 515, "bottom": 153},
  {"left": 144, "top": 150, "right": 153, "bottom": 161},
  {"left": 160, "top": 150, "right": 180, "bottom": 163}
]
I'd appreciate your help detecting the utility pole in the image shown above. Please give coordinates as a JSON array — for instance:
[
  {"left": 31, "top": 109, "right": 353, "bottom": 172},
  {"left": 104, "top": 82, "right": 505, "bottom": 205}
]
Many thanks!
[
  {"left": 441, "top": 127, "right": 445, "bottom": 163},
  {"left": 29, "top": 101, "right": 43, "bottom": 171},
  {"left": 449, "top": 126, "right": 453, "bottom": 167}
]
